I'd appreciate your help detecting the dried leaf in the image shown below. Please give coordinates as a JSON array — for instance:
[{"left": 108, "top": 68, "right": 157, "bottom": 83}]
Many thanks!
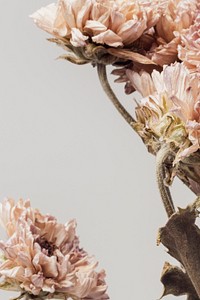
[
  {"left": 159, "top": 201, "right": 200, "bottom": 297},
  {"left": 160, "top": 262, "right": 198, "bottom": 299},
  {"left": 176, "top": 152, "right": 200, "bottom": 195}
]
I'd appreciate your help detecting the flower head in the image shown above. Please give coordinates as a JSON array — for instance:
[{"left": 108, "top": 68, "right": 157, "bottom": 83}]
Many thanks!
[
  {"left": 178, "top": 13, "right": 200, "bottom": 74},
  {"left": 31, "top": 0, "right": 163, "bottom": 47},
  {"left": 31, "top": 0, "right": 167, "bottom": 65},
  {"left": 0, "top": 199, "right": 108, "bottom": 300},
  {"left": 147, "top": 0, "right": 199, "bottom": 66},
  {"left": 126, "top": 62, "right": 200, "bottom": 160},
  {"left": 156, "top": 0, "right": 198, "bottom": 43}
]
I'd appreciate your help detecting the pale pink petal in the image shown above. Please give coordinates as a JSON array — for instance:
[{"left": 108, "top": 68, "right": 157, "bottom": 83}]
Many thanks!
[
  {"left": 0, "top": 266, "right": 24, "bottom": 281},
  {"left": 117, "top": 18, "right": 147, "bottom": 44},
  {"left": 70, "top": 28, "right": 88, "bottom": 47},
  {"left": 178, "top": 142, "right": 199, "bottom": 159},
  {"left": 36, "top": 253, "right": 58, "bottom": 278},
  {"left": 90, "top": 2, "right": 110, "bottom": 27},
  {"left": 76, "top": 0, "right": 93, "bottom": 30},
  {"left": 30, "top": 3, "right": 68, "bottom": 37},
  {"left": 84, "top": 20, "right": 107, "bottom": 35},
  {"left": 0, "top": 198, "right": 15, "bottom": 235},
  {"left": 126, "top": 70, "right": 156, "bottom": 97},
  {"left": 60, "top": 0, "right": 76, "bottom": 29},
  {"left": 68, "top": 271, "right": 97, "bottom": 298},
  {"left": 31, "top": 273, "right": 44, "bottom": 289},
  {"left": 110, "top": 10, "right": 125, "bottom": 32},
  {"left": 92, "top": 30, "right": 123, "bottom": 47}
]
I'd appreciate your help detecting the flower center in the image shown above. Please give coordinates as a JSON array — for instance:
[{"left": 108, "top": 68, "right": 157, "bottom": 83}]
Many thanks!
[{"left": 36, "top": 237, "right": 56, "bottom": 256}]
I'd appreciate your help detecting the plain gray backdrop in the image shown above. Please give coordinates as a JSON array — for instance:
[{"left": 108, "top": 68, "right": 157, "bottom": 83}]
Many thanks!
[{"left": 0, "top": 1, "right": 194, "bottom": 299}]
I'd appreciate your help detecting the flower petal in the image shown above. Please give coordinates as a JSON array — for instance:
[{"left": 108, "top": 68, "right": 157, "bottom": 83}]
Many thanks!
[
  {"left": 30, "top": 3, "right": 68, "bottom": 37},
  {"left": 70, "top": 28, "right": 88, "bottom": 47},
  {"left": 92, "top": 30, "right": 123, "bottom": 47}
]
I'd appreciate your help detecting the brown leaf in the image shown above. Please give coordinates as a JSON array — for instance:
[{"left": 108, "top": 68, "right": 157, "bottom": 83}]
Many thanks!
[
  {"left": 160, "top": 262, "right": 198, "bottom": 299},
  {"left": 176, "top": 151, "right": 200, "bottom": 196},
  {"left": 159, "top": 201, "right": 200, "bottom": 297}
]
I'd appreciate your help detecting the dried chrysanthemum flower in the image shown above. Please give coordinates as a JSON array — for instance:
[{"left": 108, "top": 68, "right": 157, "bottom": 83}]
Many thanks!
[
  {"left": 31, "top": 0, "right": 167, "bottom": 66},
  {"left": 178, "top": 14, "right": 200, "bottom": 74},
  {"left": 126, "top": 62, "right": 200, "bottom": 160},
  {"left": 147, "top": 0, "right": 199, "bottom": 66},
  {"left": 111, "top": 0, "right": 199, "bottom": 96},
  {"left": 125, "top": 62, "right": 200, "bottom": 197},
  {"left": 156, "top": 0, "right": 198, "bottom": 43},
  {"left": 0, "top": 199, "right": 108, "bottom": 300}
]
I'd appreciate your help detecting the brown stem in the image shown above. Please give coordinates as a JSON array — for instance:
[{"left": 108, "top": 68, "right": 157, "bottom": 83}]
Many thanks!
[
  {"left": 97, "top": 63, "right": 136, "bottom": 128},
  {"left": 156, "top": 144, "right": 175, "bottom": 218}
]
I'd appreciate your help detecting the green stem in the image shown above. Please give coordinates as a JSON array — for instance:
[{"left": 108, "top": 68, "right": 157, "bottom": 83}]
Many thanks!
[
  {"left": 97, "top": 63, "right": 136, "bottom": 128},
  {"left": 156, "top": 144, "right": 176, "bottom": 218}
]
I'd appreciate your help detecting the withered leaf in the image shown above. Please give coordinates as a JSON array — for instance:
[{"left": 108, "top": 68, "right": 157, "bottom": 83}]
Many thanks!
[
  {"left": 176, "top": 152, "right": 200, "bottom": 196},
  {"left": 160, "top": 262, "right": 198, "bottom": 299},
  {"left": 159, "top": 201, "right": 200, "bottom": 297}
]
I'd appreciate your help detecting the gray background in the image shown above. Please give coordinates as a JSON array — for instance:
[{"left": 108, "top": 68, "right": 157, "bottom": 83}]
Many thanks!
[{"left": 0, "top": 1, "right": 194, "bottom": 299}]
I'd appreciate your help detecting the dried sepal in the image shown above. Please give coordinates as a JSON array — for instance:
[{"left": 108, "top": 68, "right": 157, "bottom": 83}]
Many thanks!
[
  {"left": 107, "top": 48, "right": 157, "bottom": 65},
  {"left": 0, "top": 282, "right": 21, "bottom": 292}
]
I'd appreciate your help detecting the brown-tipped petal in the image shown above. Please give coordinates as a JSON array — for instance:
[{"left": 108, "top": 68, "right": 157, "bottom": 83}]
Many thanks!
[{"left": 107, "top": 48, "right": 157, "bottom": 65}]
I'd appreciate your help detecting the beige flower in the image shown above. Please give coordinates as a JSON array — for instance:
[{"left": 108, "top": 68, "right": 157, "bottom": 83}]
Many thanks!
[
  {"left": 31, "top": 0, "right": 165, "bottom": 47},
  {"left": 31, "top": 0, "right": 168, "bottom": 66},
  {"left": 156, "top": 0, "right": 198, "bottom": 43},
  {"left": 126, "top": 63, "right": 200, "bottom": 160},
  {"left": 178, "top": 14, "right": 200, "bottom": 74},
  {"left": 147, "top": 0, "right": 199, "bottom": 66},
  {"left": 0, "top": 199, "right": 108, "bottom": 300}
]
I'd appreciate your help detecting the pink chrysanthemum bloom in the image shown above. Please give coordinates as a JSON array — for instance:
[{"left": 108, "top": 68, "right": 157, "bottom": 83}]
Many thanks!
[
  {"left": 31, "top": 0, "right": 167, "bottom": 66},
  {"left": 0, "top": 199, "right": 108, "bottom": 300},
  {"left": 111, "top": 0, "right": 199, "bottom": 95},
  {"left": 178, "top": 14, "right": 200, "bottom": 74},
  {"left": 126, "top": 62, "right": 200, "bottom": 194},
  {"left": 147, "top": 0, "right": 199, "bottom": 66},
  {"left": 126, "top": 63, "right": 200, "bottom": 161}
]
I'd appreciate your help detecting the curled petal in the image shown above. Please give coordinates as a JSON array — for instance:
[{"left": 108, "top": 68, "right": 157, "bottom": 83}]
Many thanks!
[
  {"left": 92, "top": 30, "right": 123, "bottom": 47},
  {"left": 117, "top": 18, "right": 147, "bottom": 44},
  {"left": 30, "top": 3, "right": 68, "bottom": 37},
  {"left": 84, "top": 20, "right": 107, "bottom": 35},
  {"left": 126, "top": 70, "right": 156, "bottom": 97},
  {"left": 149, "top": 37, "right": 180, "bottom": 66},
  {"left": 70, "top": 28, "right": 88, "bottom": 47}
]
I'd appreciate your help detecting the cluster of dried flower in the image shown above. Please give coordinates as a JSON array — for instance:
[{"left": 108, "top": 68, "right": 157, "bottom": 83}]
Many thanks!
[
  {"left": 1, "top": 0, "right": 200, "bottom": 299},
  {"left": 0, "top": 199, "right": 108, "bottom": 300},
  {"left": 31, "top": 0, "right": 200, "bottom": 164}
]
